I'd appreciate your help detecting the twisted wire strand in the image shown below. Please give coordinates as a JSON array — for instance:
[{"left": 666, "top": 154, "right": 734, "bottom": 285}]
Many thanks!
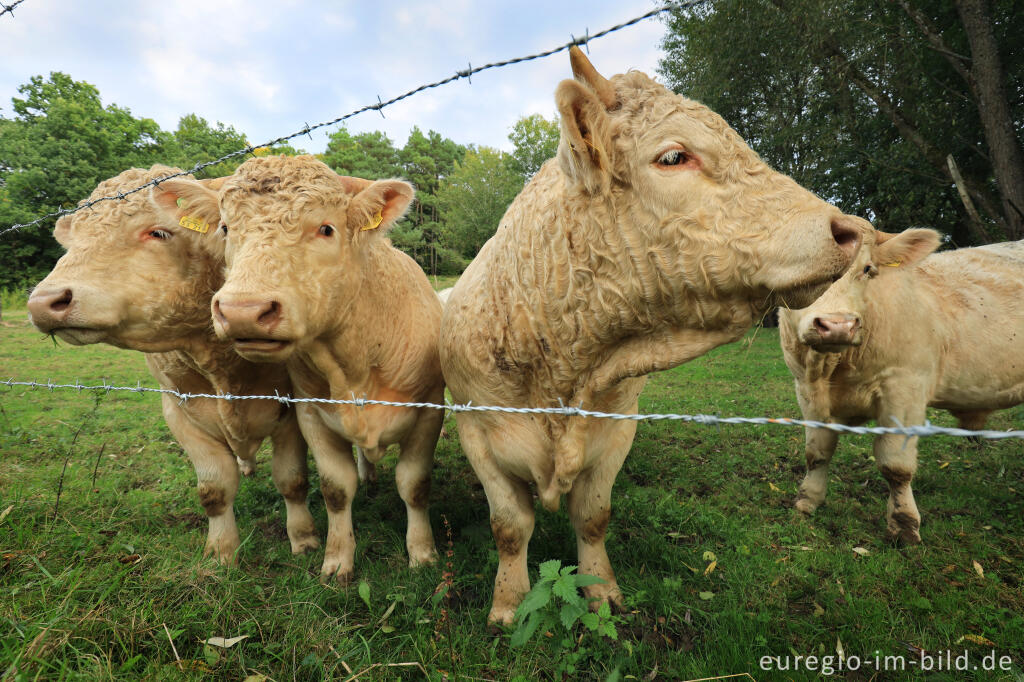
[
  {"left": 0, "top": 0, "right": 706, "bottom": 237},
  {"left": 4, "top": 378, "right": 1022, "bottom": 440}
]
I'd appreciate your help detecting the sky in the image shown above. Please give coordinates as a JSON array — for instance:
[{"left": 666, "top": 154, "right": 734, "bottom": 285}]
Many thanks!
[{"left": 0, "top": 1, "right": 671, "bottom": 155}]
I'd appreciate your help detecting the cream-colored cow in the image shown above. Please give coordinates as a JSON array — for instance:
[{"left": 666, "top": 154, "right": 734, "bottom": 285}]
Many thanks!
[
  {"left": 160, "top": 156, "right": 445, "bottom": 585},
  {"left": 780, "top": 229, "right": 1024, "bottom": 543},
  {"left": 28, "top": 166, "right": 318, "bottom": 563},
  {"left": 439, "top": 48, "right": 865, "bottom": 624}
]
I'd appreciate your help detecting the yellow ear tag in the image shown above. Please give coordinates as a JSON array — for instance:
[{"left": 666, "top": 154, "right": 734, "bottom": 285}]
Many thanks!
[
  {"left": 178, "top": 215, "right": 210, "bottom": 233},
  {"left": 361, "top": 209, "right": 384, "bottom": 231},
  {"left": 881, "top": 261, "right": 902, "bottom": 267}
]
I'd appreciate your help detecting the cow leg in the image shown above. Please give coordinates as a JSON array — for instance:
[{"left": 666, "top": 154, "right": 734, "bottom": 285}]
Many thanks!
[
  {"left": 458, "top": 414, "right": 535, "bottom": 626},
  {"left": 875, "top": 400, "right": 925, "bottom": 545},
  {"left": 396, "top": 407, "right": 443, "bottom": 567},
  {"left": 270, "top": 412, "right": 319, "bottom": 555},
  {"left": 162, "top": 395, "right": 240, "bottom": 564},
  {"left": 566, "top": 421, "right": 633, "bottom": 614},
  {"left": 795, "top": 425, "right": 840, "bottom": 514},
  {"left": 951, "top": 409, "right": 992, "bottom": 445},
  {"left": 297, "top": 404, "right": 358, "bottom": 584}
]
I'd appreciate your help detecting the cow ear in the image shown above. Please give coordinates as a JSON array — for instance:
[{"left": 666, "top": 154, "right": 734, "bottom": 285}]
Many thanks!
[
  {"left": 347, "top": 179, "right": 414, "bottom": 238},
  {"left": 149, "top": 178, "right": 221, "bottom": 229},
  {"left": 874, "top": 228, "right": 941, "bottom": 268},
  {"left": 53, "top": 215, "right": 72, "bottom": 246},
  {"left": 556, "top": 78, "right": 614, "bottom": 194}
]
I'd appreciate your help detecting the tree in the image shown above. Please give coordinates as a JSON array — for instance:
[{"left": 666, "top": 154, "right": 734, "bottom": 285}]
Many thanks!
[
  {"left": 321, "top": 128, "right": 402, "bottom": 179},
  {"left": 165, "top": 113, "right": 250, "bottom": 178},
  {"left": 398, "top": 127, "right": 465, "bottom": 274},
  {"left": 0, "top": 72, "right": 166, "bottom": 288},
  {"left": 658, "top": 0, "right": 1024, "bottom": 244},
  {"left": 438, "top": 146, "right": 524, "bottom": 259},
  {"left": 508, "top": 114, "right": 560, "bottom": 179}
]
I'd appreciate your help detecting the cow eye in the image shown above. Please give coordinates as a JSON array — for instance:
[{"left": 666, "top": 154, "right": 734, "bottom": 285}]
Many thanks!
[
  {"left": 656, "top": 149, "right": 689, "bottom": 166},
  {"left": 220, "top": 224, "right": 228, "bottom": 235},
  {"left": 862, "top": 264, "right": 877, "bottom": 277},
  {"left": 319, "top": 224, "right": 335, "bottom": 237},
  {"left": 149, "top": 229, "right": 172, "bottom": 241}
]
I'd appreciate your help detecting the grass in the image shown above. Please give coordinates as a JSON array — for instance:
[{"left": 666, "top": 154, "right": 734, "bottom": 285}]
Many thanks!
[{"left": 2, "top": 305, "right": 1023, "bottom": 681}]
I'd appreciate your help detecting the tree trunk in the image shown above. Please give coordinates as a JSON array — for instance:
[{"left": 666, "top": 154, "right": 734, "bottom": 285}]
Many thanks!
[{"left": 955, "top": 0, "right": 1024, "bottom": 240}]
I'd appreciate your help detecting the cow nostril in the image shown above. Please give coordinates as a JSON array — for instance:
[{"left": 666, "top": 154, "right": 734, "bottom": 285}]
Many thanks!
[
  {"left": 258, "top": 301, "right": 281, "bottom": 327},
  {"left": 50, "top": 289, "right": 73, "bottom": 312},
  {"left": 830, "top": 217, "right": 861, "bottom": 257},
  {"left": 212, "top": 299, "right": 227, "bottom": 324},
  {"left": 814, "top": 317, "right": 830, "bottom": 334}
]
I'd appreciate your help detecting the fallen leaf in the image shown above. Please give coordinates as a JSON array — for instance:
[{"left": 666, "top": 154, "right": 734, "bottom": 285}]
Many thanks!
[
  {"left": 0, "top": 505, "right": 12, "bottom": 524},
  {"left": 242, "top": 675, "right": 269, "bottom": 682},
  {"left": 768, "top": 481, "right": 782, "bottom": 493},
  {"left": 813, "top": 602, "right": 824, "bottom": 617},
  {"left": 702, "top": 550, "right": 717, "bottom": 562},
  {"left": 938, "top": 462, "right": 949, "bottom": 469},
  {"left": 698, "top": 591, "right": 714, "bottom": 601},
  {"left": 972, "top": 560, "right": 984, "bottom": 578},
  {"left": 956, "top": 634, "right": 996, "bottom": 647},
  {"left": 118, "top": 554, "right": 141, "bottom": 565},
  {"left": 941, "top": 564, "right": 956, "bottom": 574},
  {"left": 836, "top": 635, "right": 845, "bottom": 660},
  {"left": 852, "top": 546, "right": 871, "bottom": 557},
  {"left": 703, "top": 560, "right": 717, "bottom": 576},
  {"left": 770, "top": 576, "right": 782, "bottom": 588},
  {"left": 205, "top": 635, "right": 249, "bottom": 649}
]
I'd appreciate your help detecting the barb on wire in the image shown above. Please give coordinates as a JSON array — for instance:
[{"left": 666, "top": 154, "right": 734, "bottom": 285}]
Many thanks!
[
  {"left": 1, "top": 0, "right": 25, "bottom": 18},
  {"left": 3, "top": 378, "right": 1023, "bottom": 441},
  {"left": 0, "top": 0, "right": 708, "bottom": 238}
]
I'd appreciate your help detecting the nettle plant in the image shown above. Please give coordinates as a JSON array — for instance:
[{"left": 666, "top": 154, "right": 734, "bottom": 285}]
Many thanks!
[{"left": 510, "top": 560, "right": 622, "bottom": 676}]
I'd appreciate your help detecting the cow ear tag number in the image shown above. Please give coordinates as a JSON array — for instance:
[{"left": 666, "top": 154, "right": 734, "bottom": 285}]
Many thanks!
[
  {"left": 881, "top": 261, "right": 902, "bottom": 268},
  {"left": 361, "top": 209, "right": 384, "bottom": 231},
  {"left": 174, "top": 196, "right": 210, "bottom": 233}
]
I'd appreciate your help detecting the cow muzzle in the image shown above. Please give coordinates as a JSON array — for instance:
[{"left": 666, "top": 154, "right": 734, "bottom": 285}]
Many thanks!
[
  {"left": 212, "top": 295, "right": 294, "bottom": 360},
  {"left": 802, "top": 313, "right": 862, "bottom": 350},
  {"left": 27, "top": 285, "right": 108, "bottom": 344}
]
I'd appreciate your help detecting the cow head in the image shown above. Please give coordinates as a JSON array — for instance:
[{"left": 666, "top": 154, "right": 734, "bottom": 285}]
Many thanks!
[
  {"left": 554, "top": 47, "right": 864, "bottom": 314},
  {"left": 27, "top": 166, "right": 227, "bottom": 351},
  {"left": 791, "top": 228, "right": 940, "bottom": 351},
  {"left": 177, "top": 155, "right": 414, "bottom": 362}
]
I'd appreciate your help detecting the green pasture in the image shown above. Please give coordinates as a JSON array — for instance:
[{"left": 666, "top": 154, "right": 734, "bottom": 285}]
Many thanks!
[{"left": 1, "top": 306, "right": 1022, "bottom": 681}]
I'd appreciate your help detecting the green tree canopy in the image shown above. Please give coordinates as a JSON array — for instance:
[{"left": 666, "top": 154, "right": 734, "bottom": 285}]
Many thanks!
[
  {"left": 321, "top": 128, "right": 402, "bottom": 179},
  {"left": 438, "top": 146, "right": 524, "bottom": 259},
  {"left": 507, "top": 113, "right": 560, "bottom": 179},
  {"left": 0, "top": 72, "right": 166, "bottom": 288}
]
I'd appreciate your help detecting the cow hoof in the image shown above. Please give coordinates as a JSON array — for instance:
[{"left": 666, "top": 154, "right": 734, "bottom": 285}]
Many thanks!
[
  {"left": 290, "top": 534, "right": 321, "bottom": 555},
  {"left": 203, "top": 544, "right": 239, "bottom": 566},
  {"left": 408, "top": 547, "right": 439, "bottom": 568},
  {"left": 487, "top": 606, "right": 517, "bottom": 628},
  {"left": 319, "top": 566, "right": 353, "bottom": 587},
  {"left": 794, "top": 496, "right": 820, "bottom": 515},
  {"left": 886, "top": 525, "right": 922, "bottom": 546}
]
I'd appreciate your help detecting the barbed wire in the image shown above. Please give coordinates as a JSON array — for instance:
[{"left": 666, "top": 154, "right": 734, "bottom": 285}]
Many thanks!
[
  {"left": 4, "top": 378, "right": 1023, "bottom": 441},
  {"left": 1, "top": 0, "right": 25, "bottom": 19},
  {"left": 0, "top": 0, "right": 707, "bottom": 238}
]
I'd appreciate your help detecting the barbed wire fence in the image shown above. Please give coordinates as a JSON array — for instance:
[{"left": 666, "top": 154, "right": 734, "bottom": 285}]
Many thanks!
[
  {"left": 1, "top": 0, "right": 1021, "bottom": 443},
  {"left": 4, "top": 379, "right": 1024, "bottom": 441},
  {"left": 0, "top": 0, "right": 25, "bottom": 19},
  {"left": 0, "top": 0, "right": 704, "bottom": 238}
]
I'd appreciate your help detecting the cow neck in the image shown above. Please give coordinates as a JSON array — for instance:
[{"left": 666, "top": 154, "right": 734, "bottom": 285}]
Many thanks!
[
  {"left": 495, "top": 175, "right": 748, "bottom": 404},
  {"left": 174, "top": 331, "right": 256, "bottom": 446}
]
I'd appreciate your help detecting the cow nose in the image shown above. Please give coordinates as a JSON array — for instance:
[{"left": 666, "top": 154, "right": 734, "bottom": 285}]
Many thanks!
[
  {"left": 830, "top": 215, "right": 862, "bottom": 260},
  {"left": 213, "top": 298, "right": 283, "bottom": 336},
  {"left": 27, "top": 287, "right": 73, "bottom": 323},
  {"left": 813, "top": 314, "right": 861, "bottom": 343}
]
